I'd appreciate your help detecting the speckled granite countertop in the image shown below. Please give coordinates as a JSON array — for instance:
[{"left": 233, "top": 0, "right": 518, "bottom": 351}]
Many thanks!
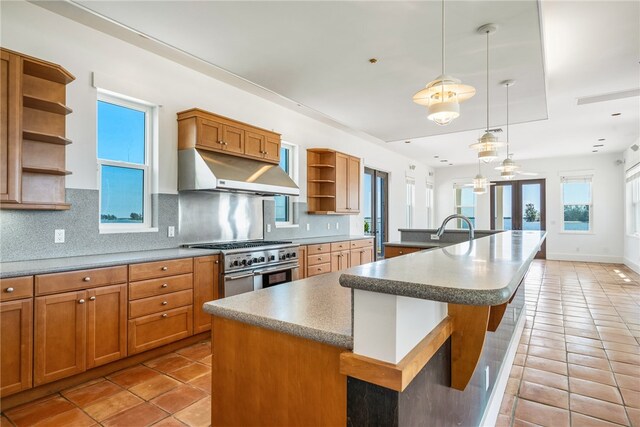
[
  {"left": 0, "top": 248, "right": 220, "bottom": 278},
  {"left": 289, "top": 235, "right": 371, "bottom": 245},
  {"left": 341, "top": 231, "right": 546, "bottom": 306},
  {"left": 383, "top": 241, "right": 447, "bottom": 249},
  {"left": 203, "top": 272, "right": 353, "bottom": 349}
]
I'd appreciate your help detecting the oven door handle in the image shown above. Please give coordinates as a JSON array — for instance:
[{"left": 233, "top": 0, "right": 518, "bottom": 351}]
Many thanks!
[
  {"left": 253, "top": 263, "right": 299, "bottom": 276},
  {"left": 225, "top": 273, "right": 255, "bottom": 280}
]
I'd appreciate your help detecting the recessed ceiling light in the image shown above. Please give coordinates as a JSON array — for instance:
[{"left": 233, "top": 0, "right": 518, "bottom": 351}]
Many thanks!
[
  {"left": 598, "top": 138, "right": 605, "bottom": 141},
  {"left": 593, "top": 144, "right": 604, "bottom": 147},
  {"left": 592, "top": 150, "right": 598, "bottom": 152},
  {"left": 404, "top": 140, "right": 411, "bottom": 144},
  {"left": 611, "top": 112, "right": 621, "bottom": 116},
  {"left": 440, "top": 160, "right": 448, "bottom": 162},
  {"left": 434, "top": 155, "right": 439, "bottom": 158},
  {"left": 449, "top": 163, "right": 453, "bottom": 166},
  {"left": 369, "top": 58, "right": 378, "bottom": 64}
]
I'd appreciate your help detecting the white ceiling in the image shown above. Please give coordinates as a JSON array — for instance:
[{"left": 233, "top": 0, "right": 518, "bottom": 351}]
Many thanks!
[{"left": 38, "top": 0, "right": 640, "bottom": 169}]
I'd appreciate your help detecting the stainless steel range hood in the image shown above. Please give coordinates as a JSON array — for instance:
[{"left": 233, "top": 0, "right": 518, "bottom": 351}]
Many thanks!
[{"left": 178, "top": 148, "right": 299, "bottom": 196}]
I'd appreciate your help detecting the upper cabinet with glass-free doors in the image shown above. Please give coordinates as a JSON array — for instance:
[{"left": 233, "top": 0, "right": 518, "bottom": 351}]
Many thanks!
[
  {"left": 0, "top": 48, "right": 74, "bottom": 210},
  {"left": 307, "top": 148, "right": 361, "bottom": 215}
]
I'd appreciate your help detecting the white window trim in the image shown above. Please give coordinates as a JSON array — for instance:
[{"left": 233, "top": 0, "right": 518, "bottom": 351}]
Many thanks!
[
  {"left": 97, "top": 91, "right": 157, "bottom": 234},
  {"left": 406, "top": 177, "right": 415, "bottom": 228},
  {"left": 560, "top": 175, "right": 593, "bottom": 234},
  {"left": 275, "top": 141, "right": 299, "bottom": 228},
  {"left": 626, "top": 163, "right": 640, "bottom": 238},
  {"left": 426, "top": 181, "right": 434, "bottom": 229},
  {"left": 453, "top": 185, "right": 476, "bottom": 229}
]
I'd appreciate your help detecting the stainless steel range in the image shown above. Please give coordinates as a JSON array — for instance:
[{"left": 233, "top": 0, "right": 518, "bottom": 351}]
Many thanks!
[{"left": 186, "top": 241, "right": 299, "bottom": 297}]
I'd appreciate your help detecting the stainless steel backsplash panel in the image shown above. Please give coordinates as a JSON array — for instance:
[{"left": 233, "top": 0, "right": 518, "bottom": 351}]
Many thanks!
[{"left": 179, "top": 191, "right": 264, "bottom": 243}]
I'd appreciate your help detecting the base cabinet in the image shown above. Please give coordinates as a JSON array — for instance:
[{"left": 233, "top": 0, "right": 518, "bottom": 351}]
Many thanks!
[
  {"left": 86, "top": 284, "right": 127, "bottom": 369},
  {"left": 0, "top": 298, "right": 33, "bottom": 397},
  {"left": 128, "top": 306, "right": 193, "bottom": 355},
  {"left": 350, "top": 246, "right": 374, "bottom": 267},
  {"left": 384, "top": 246, "right": 422, "bottom": 259},
  {"left": 193, "top": 255, "right": 220, "bottom": 334}
]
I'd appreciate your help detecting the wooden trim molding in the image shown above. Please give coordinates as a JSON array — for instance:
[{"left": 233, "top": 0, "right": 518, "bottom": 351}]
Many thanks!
[
  {"left": 340, "top": 316, "right": 453, "bottom": 392},
  {"left": 449, "top": 304, "right": 491, "bottom": 391},
  {"left": 487, "top": 302, "right": 508, "bottom": 332}
]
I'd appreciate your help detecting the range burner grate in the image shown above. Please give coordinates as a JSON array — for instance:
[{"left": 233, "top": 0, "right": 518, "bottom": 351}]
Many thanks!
[{"left": 188, "top": 240, "right": 293, "bottom": 251}]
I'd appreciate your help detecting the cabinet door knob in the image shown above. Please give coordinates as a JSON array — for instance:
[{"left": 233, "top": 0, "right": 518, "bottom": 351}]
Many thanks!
[
  {"left": 215, "top": 260, "right": 219, "bottom": 264},
  {"left": 317, "top": 268, "right": 321, "bottom": 271},
  {"left": 399, "top": 251, "right": 403, "bottom": 254},
  {"left": 89, "top": 296, "right": 96, "bottom": 301},
  {"left": 78, "top": 299, "right": 85, "bottom": 304},
  {"left": 83, "top": 277, "right": 91, "bottom": 282},
  {"left": 5, "top": 287, "right": 14, "bottom": 293},
  {"left": 161, "top": 283, "right": 168, "bottom": 288},
  {"left": 162, "top": 301, "right": 168, "bottom": 305},
  {"left": 162, "top": 313, "right": 168, "bottom": 318},
  {"left": 161, "top": 266, "right": 168, "bottom": 271},
  {"left": 317, "top": 257, "right": 322, "bottom": 261},
  {"left": 217, "top": 140, "right": 223, "bottom": 145},
  {"left": 264, "top": 152, "right": 268, "bottom": 156}
]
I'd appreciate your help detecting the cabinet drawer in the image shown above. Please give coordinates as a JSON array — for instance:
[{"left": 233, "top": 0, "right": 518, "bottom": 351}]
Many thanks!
[
  {"left": 129, "top": 289, "right": 193, "bottom": 319},
  {"left": 384, "top": 246, "right": 421, "bottom": 259},
  {"left": 129, "top": 258, "right": 193, "bottom": 282},
  {"left": 307, "top": 244, "right": 330, "bottom": 254},
  {"left": 128, "top": 306, "right": 193, "bottom": 355},
  {"left": 307, "top": 263, "right": 331, "bottom": 277},
  {"left": 351, "top": 238, "right": 374, "bottom": 249},
  {"left": 0, "top": 276, "right": 33, "bottom": 301},
  {"left": 330, "top": 241, "right": 349, "bottom": 252},
  {"left": 129, "top": 273, "right": 193, "bottom": 300},
  {"left": 35, "top": 266, "right": 127, "bottom": 296},
  {"left": 307, "top": 253, "right": 331, "bottom": 266}
]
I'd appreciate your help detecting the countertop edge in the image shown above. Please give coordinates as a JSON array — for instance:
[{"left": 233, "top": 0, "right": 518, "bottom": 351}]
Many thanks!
[
  {"left": 203, "top": 302, "right": 353, "bottom": 349},
  {"left": 0, "top": 248, "right": 221, "bottom": 279}
]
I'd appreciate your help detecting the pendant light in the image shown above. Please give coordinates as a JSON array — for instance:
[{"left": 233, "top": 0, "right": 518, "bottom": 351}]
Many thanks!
[
  {"left": 413, "top": 0, "right": 475, "bottom": 126},
  {"left": 495, "top": 80, "right": 520, "bottom": 180},
  {"left": 473, "top": 160, "right": 488, "bottom": 195},
  {"left": 469, "top": 23, "right": 504, "bottom": 162}
]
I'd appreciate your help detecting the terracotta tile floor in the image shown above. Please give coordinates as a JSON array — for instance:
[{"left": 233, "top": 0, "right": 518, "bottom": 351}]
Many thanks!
[
  {"left": 2, "top": 341, "right": 212, "bottom": 427},
  {"left": 2, "top": 261, "right": 639, "bottom": 426},
  {"left": 498, "top": 260, "right": 640, "bottom": 427}
]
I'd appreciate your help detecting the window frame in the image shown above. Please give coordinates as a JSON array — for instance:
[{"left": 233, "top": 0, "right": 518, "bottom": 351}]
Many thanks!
[
  {"left": 97, "top": 90, "right": 156, "bottom": 234},
  {"left": 453, "top": 185, "right": 476, "bottom": 229},
  {"left": 405, "top": 177, "right": 415, "bottom": 228},
  {"left": 274, "top": 141, "right": 298, "bottom": 228},
  {"left": 626, "top": 163, "right": 640, "bottom": 238},
  {"left": 426, "top": 181, "right": 434, "bottom": 228},
  {"left": 560, "top": 175, "right": 593, "bottom": 234}
]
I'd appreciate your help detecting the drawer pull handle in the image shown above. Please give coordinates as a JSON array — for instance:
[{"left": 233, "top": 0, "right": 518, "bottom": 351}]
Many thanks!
[
  {"left": 83, "top": 277, "right": 91, "bottom": 282},
  {"left": 161, "top": 266, "right": 168, "bottom": 271},
  {"left": 162, "top": 301, "right": 168, "bottom": 305},
  {"left": 5, "top": 287, "right": 14, "bottom": 293},
  {"left": 317, "top": 268, "right": 321, "bottom": 271},
  {"left": 89, "top": 296, "right": 96, "bottom": 301},
  {"left": 162, "top": 313, "right": 168, "bottom": 318},
  {"left": 317, "top": 257, "right": 322, "bottom": 260},
  {"left": 78, "top": 299, "right": 85, "bottom": 304},
  {"left": 161, "top": 283, "right": 168, "bottom": 288}
]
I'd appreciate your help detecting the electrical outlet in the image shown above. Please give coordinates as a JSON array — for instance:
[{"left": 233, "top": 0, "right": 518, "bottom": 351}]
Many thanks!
[
  {"left": 327, "top": 223, "right": 331, "bottom": 230},
  {"left": 306, "top": 224, "right": 310, "bottom": 231},
  {"left": 513, "top": 308, "right": 517, "bottom": 322},
  {"left": 54, "top": 229, "right": 65, "bottom": 243},
  {"left": 266, "top": 224, "right": 271, "bottom": 233},
  {"left": 485, "top": 366, "right": 490, "bottom": 391},
  {"left": 336, "top": 222, "right": 339, "bottom": 230},
  {"left": 168, "top": 226, "right": 175, "bottom": 237}
]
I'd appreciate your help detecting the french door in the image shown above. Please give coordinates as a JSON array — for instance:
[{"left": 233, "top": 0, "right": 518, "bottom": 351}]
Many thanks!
[
  {"left": 364, "top": 168, "right": 389, "bottom": 260},
  {"left": 490, "top": 179, "right": 546, "bottom": 258}
]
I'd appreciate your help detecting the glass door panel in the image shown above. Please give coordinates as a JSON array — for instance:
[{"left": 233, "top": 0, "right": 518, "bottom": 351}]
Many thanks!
[
  {"left": 492, "top": 184, "right": 513, "bottom": 230},
  {"left": 522, "top": 183, "right": 542, "bottom": 231},
  {"left": 364, "top": 167, "right": 389, "bottom": 260}
]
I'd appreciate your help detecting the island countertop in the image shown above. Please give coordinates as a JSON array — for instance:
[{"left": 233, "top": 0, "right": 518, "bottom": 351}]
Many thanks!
[
  {"left": 203, "top": 230, "right": 545, "bottom": 347},
  {"left": 341, "top": 230, "right": 545, "bottom": 306}
]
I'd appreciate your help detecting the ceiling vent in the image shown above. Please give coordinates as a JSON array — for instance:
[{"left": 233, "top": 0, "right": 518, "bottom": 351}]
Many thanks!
[{"left": 577, "top": 88, "right": 640, "bottom": 105}]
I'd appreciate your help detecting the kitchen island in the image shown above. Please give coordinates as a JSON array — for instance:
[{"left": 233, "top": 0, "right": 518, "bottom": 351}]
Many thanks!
[{"left": 204, "top": 230, "right": 546, "bottom": 426}]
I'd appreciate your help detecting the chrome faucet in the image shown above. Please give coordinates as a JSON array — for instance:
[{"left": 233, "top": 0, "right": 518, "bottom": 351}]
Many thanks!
[{"left": 435, "top": 214, "right": 475, "bottom": 240}]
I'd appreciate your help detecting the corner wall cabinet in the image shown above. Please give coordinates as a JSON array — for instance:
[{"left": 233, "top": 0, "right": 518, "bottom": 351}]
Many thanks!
[
  {"left": 0, "top": 48, "right": 74, "bottom": 211},
  {"left": 307, "top": 149, "right": 360, "bottom": 214},
  {"left": 177, "top": 108, "right": 281, "bottom": 164}
]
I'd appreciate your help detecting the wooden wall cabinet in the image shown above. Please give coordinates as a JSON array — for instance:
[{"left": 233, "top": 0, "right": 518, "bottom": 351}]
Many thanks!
[
  {"left": 34, "top": 277, "right": 127, "bottom": 386},
  {"left": 0, "top": 276, "right": 34, "bottom": 397},
  {"left": 307, "top": 149, "right": 360, "bottom": 214},
  {"left": 193, "top": 255, "right": 220, "bottom": 334},
  {"left": 178, "top": 108, "right": 281, "bottom": 164},
  {"left": 0, "top": 48, "right": 74, "bottom": 211}
]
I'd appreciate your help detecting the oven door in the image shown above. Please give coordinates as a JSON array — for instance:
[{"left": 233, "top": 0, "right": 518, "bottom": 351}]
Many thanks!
[
  {"left": 223, "top": 271, "right": 255, "bottom": 297},
  {"left": 253, "top": 263, "right": 299, "bottom": 291}
]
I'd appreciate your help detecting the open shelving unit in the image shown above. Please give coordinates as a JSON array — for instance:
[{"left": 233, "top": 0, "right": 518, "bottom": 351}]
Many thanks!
[{"left": 307, "top": 149, "right": 338, "bottom": 214}]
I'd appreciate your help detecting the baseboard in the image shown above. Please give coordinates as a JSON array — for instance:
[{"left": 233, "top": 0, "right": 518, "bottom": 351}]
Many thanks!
[
  {"left": 546, "top": 253, "right": 624, "bottom": 264},
  {"left": 624, "top": 257, "right": 640, "bottom": 274},
  {"left": 479, "top": 306, "right": 526, "bottom": 427}
]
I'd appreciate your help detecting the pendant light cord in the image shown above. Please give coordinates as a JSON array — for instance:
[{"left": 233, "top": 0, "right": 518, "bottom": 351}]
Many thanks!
[
  {"left": 506, "top": 83, "right": 510, "bottom": 158},
  {"left": 441, "top": 0, "right": 445, "bottom": 97},
  {"left": 486, "top": 29, "right": 490, "bottom": 132}
]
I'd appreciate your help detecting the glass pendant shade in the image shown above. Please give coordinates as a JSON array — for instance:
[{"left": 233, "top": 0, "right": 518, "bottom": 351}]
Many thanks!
[
  {"left": 472, "top": 174, "right": 488, "bottom": 194},
  {"left": 495, "top": 157, "right": 520, "bottom": 174},
  {"left": 500, "top": 170, "right": 516, "bottom": 180},
  {"left": 413, "top": 76, "right": 475, "bottom": 126},
  {"left": 469, "top": 132, "right": 504, "bottom": 163}
]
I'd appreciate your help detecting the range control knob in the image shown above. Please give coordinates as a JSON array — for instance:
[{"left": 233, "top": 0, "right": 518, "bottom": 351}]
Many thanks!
[
  {"left": 247, "top": 259, "right": 253, "bottom": 266},
  {"left": 233, "top": 260, "right": 240, "bottom": 267},
  {"left": 285, "top": 253, "right": 291, "bottom": 259},
  {"left": 280, "top": 255, "right": 286, "bottom": 260},
  {"left": 269, "top": 255, "right": 276, "bottom": 261},
  {"left": 259, "top": 257, "right": 265, "bottom": 262},
  {"left": 241, "top": 259, "right": 247, "bottom": 266},
  {"left": 252, "top": 258, "right": 259, "bottom": 263},
  {"left": 291, "top": 252, "right": 297, "bottom": 258}
]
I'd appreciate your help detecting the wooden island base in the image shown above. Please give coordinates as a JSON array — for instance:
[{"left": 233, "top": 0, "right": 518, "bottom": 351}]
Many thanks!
[{"left": 211, "top": 317, "right": 347, "bottom": 426}]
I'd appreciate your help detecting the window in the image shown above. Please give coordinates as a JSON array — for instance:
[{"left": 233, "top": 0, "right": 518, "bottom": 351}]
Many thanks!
[
  {"left": 97, "top": 91, "right": 155, "bottom": 232},
  {"left": 561, "top": 175, "right": 592, "bottom": 232},
  {"left": 275, "top": 142, "right": 297, "bottom": 226},
  {"left": 426, "top": 182, "right": 434, "bottom": 228},
  {"left": 405, "top": 177, "right": 415, "bottom": 227},
  {"left": 453, "top": 185, "right": 475, "bottom": 229},
  {"left": 626, "top": 164, "right": 640, "bottom": 236}
]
